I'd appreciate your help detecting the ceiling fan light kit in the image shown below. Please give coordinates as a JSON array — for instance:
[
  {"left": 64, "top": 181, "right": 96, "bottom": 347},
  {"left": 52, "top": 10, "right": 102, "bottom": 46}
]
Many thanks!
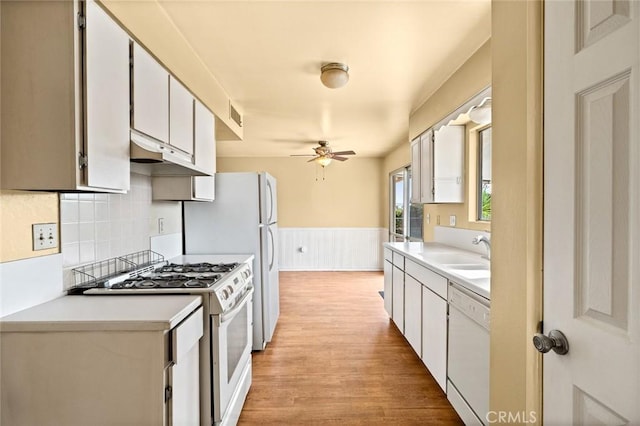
[
  {"left": 316, "top": 156, "right": 332, "bottom": 167},
  {"left": 320, "top": 62, "right": 349, "bottom": 89}
]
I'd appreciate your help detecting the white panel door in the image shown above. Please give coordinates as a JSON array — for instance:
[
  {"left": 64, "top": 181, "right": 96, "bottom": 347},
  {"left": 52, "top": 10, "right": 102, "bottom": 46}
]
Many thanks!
[
  {"left": 392, "top": 266, "right": 404, "bottom": 333},
  {"left": 433, "top": 125, "right": 464, "bottom": 203},
  {"left": 544, "top": 0, "right": 640, "bottom": 423},
  {"left": 132, "top": 43, "right": 169, "bottom": 142},
  {"left": 169, "top": 76, "right": 194, "bottom": 155},
  {"left": 84, "top": 0, "right": 130, "bottom": 191},
  {"left": 194, "top": 100, "right": 216, "bottom": 174},
  {"left": 404, "top": 275, "right": 422, "bottom": 356}
]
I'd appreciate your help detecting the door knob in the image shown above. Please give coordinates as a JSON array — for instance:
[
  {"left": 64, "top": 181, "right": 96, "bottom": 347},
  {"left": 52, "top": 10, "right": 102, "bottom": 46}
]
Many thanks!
[{"left": 532, "top": 329, "right": 569, "bottom": 355}]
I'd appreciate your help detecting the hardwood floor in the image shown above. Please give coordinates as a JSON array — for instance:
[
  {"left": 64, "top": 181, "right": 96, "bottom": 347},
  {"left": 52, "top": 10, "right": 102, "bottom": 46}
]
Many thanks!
[{"left": 238, "top": 271, "right": 463, "bottom": 425}]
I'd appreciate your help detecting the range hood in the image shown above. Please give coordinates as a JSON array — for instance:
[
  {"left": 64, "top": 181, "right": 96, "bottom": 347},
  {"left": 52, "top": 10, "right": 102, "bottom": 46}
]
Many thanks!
[{"left": 130, "top": 130, "right": 210, "bottom": 176}]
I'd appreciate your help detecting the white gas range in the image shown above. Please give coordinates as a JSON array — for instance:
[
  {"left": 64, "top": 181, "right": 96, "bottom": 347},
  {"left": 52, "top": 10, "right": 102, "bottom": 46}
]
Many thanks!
[{"left": 70, "top": 253, "right": 254, "bottom": 426}]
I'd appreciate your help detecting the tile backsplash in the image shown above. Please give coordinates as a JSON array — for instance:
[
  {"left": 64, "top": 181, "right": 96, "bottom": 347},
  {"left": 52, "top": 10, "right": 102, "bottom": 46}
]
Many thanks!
[{"left": 60, "top": 173, "right": 152, "bottom": 286}]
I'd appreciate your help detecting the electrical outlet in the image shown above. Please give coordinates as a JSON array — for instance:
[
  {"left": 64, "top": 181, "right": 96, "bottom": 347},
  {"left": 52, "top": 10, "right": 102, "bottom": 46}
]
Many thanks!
[
  {"left": 449, "top": 215, "right": 457, "bottom": 226},
  {"left": 33, "top": 223, "right": 58, "bottom": 250},
  {"left": 426, "top": 213, "right": 430, "bottom": 224},
  {"left": 436, "top": 215, "right": 441, "bottom": 225},
  {"left": 158, "top": 218, "right": 165, "bottom": 235}
]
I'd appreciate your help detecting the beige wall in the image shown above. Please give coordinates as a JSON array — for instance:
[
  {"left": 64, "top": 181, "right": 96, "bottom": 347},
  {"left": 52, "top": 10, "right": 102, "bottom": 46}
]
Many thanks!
[
  {"left": 217, "top": 157, "right": 383, "bottom": 228},
  {"left": 0, "top": 191, "right": 59, "bottom": 262},
  {"left": 491, "top": 0, "right": 543, "bottom": 422}
]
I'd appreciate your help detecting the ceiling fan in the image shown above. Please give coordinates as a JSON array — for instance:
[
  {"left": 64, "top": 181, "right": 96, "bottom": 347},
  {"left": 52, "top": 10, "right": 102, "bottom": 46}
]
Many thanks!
[{"left": 290, "top": 141, "right": 356, "bottom": 167}]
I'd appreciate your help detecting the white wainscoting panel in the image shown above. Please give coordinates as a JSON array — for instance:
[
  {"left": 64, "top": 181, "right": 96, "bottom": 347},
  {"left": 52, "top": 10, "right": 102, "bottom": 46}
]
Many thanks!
[{"left": 279, "top": 228, "right": 387, "bottom": 271}]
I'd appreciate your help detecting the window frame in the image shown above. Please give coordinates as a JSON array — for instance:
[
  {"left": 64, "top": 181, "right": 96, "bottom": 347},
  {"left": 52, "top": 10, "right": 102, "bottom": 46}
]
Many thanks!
[
  {"left": 476, "top": 125, "right": 492, "bottom": 222},
  {"left": 389, "top": 165, "right": 423, "bottom": 242}
]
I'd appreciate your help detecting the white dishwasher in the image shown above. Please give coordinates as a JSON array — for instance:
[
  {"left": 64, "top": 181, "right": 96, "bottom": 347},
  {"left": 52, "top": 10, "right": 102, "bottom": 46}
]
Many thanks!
[{"left": 447, "top": 282, "right": 490, "bottom": 425}]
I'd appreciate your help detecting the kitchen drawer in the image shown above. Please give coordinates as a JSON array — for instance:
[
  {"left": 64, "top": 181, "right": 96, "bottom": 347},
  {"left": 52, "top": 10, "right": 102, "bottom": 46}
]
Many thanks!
[
  {"left": 406, "top": 259, "right": 447, "bottom": 299},
  {"left": 392, "top": 252, "right": 405, "bottom": 269},
  {"left": 171, "top": 306, "right": 203, "bottom": 364},
  {"left": 384, "top": 247, "right": 393, "bottom": 262}
]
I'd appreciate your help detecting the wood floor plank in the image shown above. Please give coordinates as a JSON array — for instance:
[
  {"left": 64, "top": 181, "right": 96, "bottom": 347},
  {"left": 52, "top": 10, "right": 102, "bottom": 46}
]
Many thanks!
[{"left": 238, "top": 271, "right": 462, "bottom": 425}]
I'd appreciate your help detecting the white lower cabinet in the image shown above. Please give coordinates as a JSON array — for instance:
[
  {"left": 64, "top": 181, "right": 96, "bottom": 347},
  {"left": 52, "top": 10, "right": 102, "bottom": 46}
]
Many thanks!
[
  {"left": 422, "top": 285, "right": 448, "bottom": 391},
  {"left": 404, "top": 275, "right": 422, "bottom": 356},
  {"left": 382, "top": 246, "right": 449, "bottom": 395},
  {"left": 383, "top": 260, "right": 393, "bottom": 316},
  {"left": 392, "top": 265, "right": 405, "bottom": 332}
]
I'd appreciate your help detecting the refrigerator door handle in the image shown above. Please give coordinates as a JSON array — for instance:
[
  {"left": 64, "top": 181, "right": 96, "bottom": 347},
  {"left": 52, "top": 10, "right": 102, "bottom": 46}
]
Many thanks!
[
  {"left": 266, "top": 179, "right": 274, "bottom": 224},
  {"left": 268, "top": 227, "right": 275, "bottom": 271}
]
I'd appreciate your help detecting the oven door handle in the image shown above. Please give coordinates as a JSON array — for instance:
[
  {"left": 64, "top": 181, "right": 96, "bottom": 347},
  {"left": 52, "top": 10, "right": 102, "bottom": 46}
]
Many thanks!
[{"left": 221, "top": 287, "right": 254, "bottom": 324}]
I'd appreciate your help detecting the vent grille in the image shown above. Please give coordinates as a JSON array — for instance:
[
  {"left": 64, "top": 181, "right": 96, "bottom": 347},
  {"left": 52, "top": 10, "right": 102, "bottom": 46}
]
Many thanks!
[{"left": 230, "top": 102, "right": 242, "bottom": 127}]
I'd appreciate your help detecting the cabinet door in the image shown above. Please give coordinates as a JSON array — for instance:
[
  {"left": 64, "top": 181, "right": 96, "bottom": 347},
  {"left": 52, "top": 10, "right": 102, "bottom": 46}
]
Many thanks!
[
  {"left": 433, "top": 125, "right": 464, "bottom": 203},
  {"left": 169, "top": 76, "right": 194, "bottom": 155},
  {"left": 84, "top": 0, "right": 130, "bottom": 191},
  {"left": 194, "top": 100, "right": 216, "bottom": 174},
  {"left": 132, "top": 43, "right": 169, "bottom": 142},
  {"left": 422, "top": 286, "right": 447, "bottom": 391},
  {"left": 404, "top": 275, "right": 422, "bottom": 356},
  {"left": 392, "top": 266, "right": 405, "bottom": 332},
  {"left": 383, "top": 260, "right": 393, "bottom": 316},
  {"left": 193, "top": 176, "right": 215, "bottom": 201},
  {"left": 410, "top": 137, "right": 421, "bottom": 204},
  {"left": 420, "top": 129, "right": 434, "bottom": 203}
]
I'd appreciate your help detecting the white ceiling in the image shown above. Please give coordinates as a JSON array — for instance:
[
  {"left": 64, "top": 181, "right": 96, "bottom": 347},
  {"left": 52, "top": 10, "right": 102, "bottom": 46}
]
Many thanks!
[{"left": 156, "top": 0, "right": 491, "bottom": 158}]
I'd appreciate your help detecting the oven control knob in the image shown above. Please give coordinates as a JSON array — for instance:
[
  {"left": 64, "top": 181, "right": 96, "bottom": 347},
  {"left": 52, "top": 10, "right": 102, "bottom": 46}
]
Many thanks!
[
  {"left": 227, "top": 285, "right": 234, "bottom": 294},
  {"left": 221, "top": 289, "right": 230, "bottom": 300}
]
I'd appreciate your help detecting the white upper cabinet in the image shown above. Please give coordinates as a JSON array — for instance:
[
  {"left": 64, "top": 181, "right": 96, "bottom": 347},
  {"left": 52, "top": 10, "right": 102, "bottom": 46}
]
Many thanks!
[
  {"left": 194, "top": 100, "right": 216, "bottom": 175},
  {"left": 0, "top": 0, "right": 130, "bottom": 192},
  {"left": 433, "top": 125, "right": 464, "bottom": 203},
  {"left": 410, "top": 137, "right": 422, "bottom": 204},
  {"left": 410, "top": 125, "right": 463, "bottom": 204},
  {"left": 84, "top": 0, "right": 131, "bottom": 191},
  {"left": 169, "top": 76, "right": 195, "bottom": 156},
  {"left": 132, "top": 44, "right": 170, "bottom": 143},
  {"left": 151, "top": 100, "right": 216, "bottom": 201}
]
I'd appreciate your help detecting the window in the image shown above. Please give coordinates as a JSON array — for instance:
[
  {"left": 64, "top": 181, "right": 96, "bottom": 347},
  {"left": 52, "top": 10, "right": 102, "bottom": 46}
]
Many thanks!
[
  {"left": 390, "top": 166, "right": 423, "bottom": 242},
  {"left": 477, "top": 126, "right": 492, "bottom": 221}
]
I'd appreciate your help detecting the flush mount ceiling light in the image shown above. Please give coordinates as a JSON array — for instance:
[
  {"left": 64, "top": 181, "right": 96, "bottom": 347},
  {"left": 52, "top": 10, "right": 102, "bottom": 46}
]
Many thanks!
[
  {"left": 468, "top": 98, "right": 492, "bottom": 125},
  {"left": 320, "top": 62, "right": 349, "bottom": 89}
]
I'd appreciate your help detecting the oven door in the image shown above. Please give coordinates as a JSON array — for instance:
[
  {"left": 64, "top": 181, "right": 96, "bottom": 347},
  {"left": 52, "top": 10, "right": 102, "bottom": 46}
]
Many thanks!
[{"left": 211, "top": 287, "right": 254, "bottom": 424}]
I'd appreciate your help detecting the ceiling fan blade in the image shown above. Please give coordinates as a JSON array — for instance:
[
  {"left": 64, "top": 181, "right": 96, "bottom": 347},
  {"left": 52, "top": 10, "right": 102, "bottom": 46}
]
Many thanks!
[
  {"left": 332, "top": 156, "right": 349, "bottom": 161},
  {"left": 331, "top": 150, "right": 356, "bottom": 156},
  {"left": 307, "top": 157, "right": 320, "bottom": 163},
  {"left": 290, "top": 154, "right": 317, "bottom": 157}
]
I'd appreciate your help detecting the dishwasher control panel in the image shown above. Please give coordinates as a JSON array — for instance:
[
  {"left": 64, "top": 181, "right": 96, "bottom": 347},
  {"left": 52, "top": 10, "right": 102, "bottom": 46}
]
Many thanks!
[{"left": 449, "top": 284, "right": 490, "bottom": 329}]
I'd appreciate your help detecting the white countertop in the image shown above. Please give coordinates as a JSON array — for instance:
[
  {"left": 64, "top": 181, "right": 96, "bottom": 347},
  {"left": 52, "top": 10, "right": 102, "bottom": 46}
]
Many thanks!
[
  {"left": 0, "top": 295, "right": 202, "bottom": 332},
  {"left": 168, "top": 254, "right": 254, "bottom": 265},
  {"left": 384, "top": 242, "right": 490, "bottom": 300}
]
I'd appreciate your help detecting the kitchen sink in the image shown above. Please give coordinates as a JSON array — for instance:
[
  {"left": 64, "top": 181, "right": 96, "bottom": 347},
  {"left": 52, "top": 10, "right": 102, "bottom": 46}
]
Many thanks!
[
  {"left": 426, "top": 253, "right": 482, "bottom": 265},
  {"left": 444, "top": 263, "right": 489, "bottom": 270},
  {"left": 447, "top": 267, "right": 491, "bottom": 280}
]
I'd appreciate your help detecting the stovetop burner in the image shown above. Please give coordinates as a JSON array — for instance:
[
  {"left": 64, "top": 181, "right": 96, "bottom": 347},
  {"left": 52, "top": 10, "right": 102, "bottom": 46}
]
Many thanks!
[
  {"left": 158, "top": 262, "right": 239, "bottom": 274},
  {"left": 110, "top": 273, "right": 222, "bottom": 289}
]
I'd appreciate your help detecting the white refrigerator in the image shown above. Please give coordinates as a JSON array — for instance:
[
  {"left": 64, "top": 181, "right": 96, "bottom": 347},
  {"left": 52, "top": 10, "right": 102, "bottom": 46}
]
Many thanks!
[{"left": 183, "top": 172, "right": 280, "bottom": 350}]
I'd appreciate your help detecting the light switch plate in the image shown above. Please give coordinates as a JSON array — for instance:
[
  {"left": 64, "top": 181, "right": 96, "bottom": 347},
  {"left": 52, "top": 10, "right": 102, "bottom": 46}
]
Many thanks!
[
  {"left": 449, "top": 215, "right": 457, "bottom": 226},
  {"left": 33, "top": 223, "right": 58, "bottom": 250}
]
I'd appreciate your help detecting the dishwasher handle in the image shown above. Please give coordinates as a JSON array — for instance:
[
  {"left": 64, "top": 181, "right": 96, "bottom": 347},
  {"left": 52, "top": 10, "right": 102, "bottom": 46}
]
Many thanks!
[{"left": 449, "top": 283, "right": 490, "bottom": 331}]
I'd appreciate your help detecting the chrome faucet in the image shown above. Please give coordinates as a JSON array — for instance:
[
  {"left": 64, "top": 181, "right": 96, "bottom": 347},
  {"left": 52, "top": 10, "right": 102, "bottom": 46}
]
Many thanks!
[{"left": 472, "top": 235, "right": 491, "bottom": 260}]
